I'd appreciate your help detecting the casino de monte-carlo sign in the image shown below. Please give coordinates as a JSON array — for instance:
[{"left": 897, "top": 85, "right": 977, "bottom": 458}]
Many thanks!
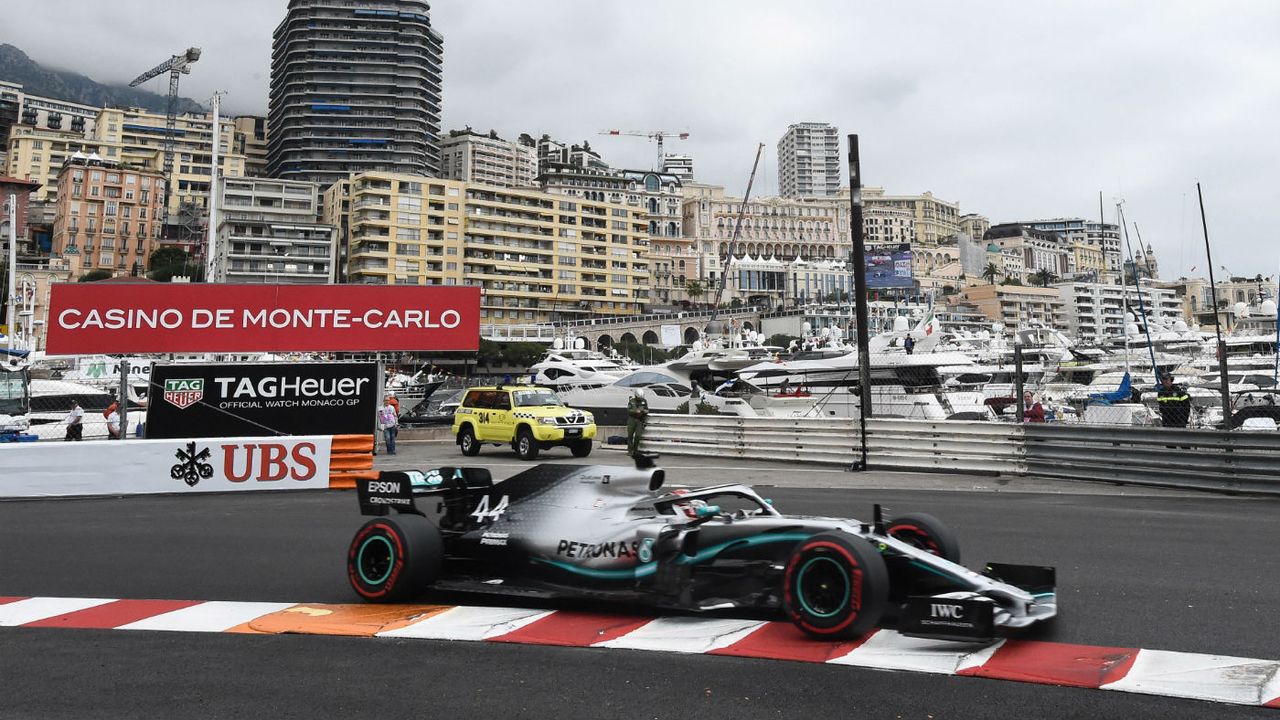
[{"left": 44, "top": 284, "right": 480, "bottom": 354}]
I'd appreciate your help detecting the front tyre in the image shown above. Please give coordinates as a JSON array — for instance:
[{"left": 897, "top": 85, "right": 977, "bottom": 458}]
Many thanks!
[
  {"left": 458, "top": 425, "right": 481, "bottom": 456},
  {"left": 886, "top": 512, "right": 960, "bottom": 563},
  {"left": 570, "top": 439, "right": 593, "bottom": 457},
  {"left": 784, "top": 532, "right": 888, "bottom": 639},
  {"left": 515, "top": 427, "right": 539, "bottom": 460},
  {"left": 347, "top": 514, "right": 443, "bottom": 602}
]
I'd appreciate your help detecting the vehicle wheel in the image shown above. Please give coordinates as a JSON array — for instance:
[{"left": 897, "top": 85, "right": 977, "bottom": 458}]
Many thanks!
[
  {"left": 347, "top": 514, "right": 443, "bottom": 603},
  {"left": 458, "top": 425, "right": 480, "bottom": 456},
  {"left": 783, "top": 532, "right": 888, "bottom": 639},
  {"left": 515, "top": 427, "right": 539, "bottom": 460},
  {"left": 886, "top": 512, "right": 960, "bottom": 563},
  {"left": 570, "top": 439, "right": 593, "bottom": 457}
]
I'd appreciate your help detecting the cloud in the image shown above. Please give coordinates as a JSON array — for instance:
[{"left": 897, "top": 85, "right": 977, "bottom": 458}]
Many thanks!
[{"left": 3, "top": 0, "right": 1277, "bottom": 278}]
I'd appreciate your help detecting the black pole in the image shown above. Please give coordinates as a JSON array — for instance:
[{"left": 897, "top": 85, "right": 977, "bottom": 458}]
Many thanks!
[
  {"left": 1014, "top": 343, "right": 1025, "bottom": 422},
  {"left": 1118, "top": 204, "right": 1158, "bottom": 373},
  {"left": 847, "top": 135, "right": 872, "bottom": 470},
  {"left": 1197, "top": 183, "right": 1232, "bottom": 428}
]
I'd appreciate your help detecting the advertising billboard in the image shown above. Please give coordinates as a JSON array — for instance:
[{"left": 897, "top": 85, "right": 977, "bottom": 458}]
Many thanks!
[
  {"left": 866, "top": 243, "right": 914, "bottom": 289},
  {"left": 45, "top": 284, "right": 481, "bottom": 354},
  {"left": 145, "top": 362, "right": 379, "bottom": 439}
]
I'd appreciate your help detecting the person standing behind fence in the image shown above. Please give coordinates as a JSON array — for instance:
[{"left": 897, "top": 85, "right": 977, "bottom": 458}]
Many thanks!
[
  {"left": 627, "top": 389, "right": 649, "bottom": 457},
  {"left": 106, "top": 405, "right": 122, "bottom": 439},
  {"left": 904, "top": 335, "right": 916, "bottom": 355},
  {"left": 1022, "top": 391, "right": 1046, "bottom": 423},
  {"left": 64, "top": 401, "right": 84, "bottom": 441},
  {"left": 1156, "top": 373, "right": 1191, "bottom": 428},
  {"left": 378, "top": 397, "right": 399, "bottom": 455}
]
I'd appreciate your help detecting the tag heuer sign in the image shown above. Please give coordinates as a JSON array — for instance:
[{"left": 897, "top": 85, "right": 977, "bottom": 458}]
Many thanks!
[{"left": 164, "top": 378, "right": 205, "bottom": 410}]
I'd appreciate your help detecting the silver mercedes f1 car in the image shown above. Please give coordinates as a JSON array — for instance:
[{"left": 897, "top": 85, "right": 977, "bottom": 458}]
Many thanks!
[{"left": 347, "top": 459, "right": 1057, "bottom": 641}]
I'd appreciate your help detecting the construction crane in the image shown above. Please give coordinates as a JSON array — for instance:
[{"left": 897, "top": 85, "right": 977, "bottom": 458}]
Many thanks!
[
  {"left": 129, "top": 47, "right": 201, "bottom": 187},
  {"left": 598, "top": 129, "right": 689, "bottom": 170}
]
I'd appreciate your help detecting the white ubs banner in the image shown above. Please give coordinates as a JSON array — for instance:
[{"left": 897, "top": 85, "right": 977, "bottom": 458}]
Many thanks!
[{"left": 0, "top": 436, "right": 334, "bottom": 498}]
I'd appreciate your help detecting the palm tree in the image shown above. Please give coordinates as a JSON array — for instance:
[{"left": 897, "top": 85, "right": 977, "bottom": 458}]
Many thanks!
[
  {"left": 1030, "top": 269, "right": 1060, "bottom": 288},
  {"left": 981, "top": 262, "right": 1001, "bottom": 285}
]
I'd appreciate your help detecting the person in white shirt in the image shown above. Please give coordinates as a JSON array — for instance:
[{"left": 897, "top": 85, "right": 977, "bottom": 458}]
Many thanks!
[
  {"left": 64, "top": 402, "right": 84, "bottom": 441},
  {"left": 378, "top": 398, "right": 399, "bottom": 455},
  {"left": 107, "top": 408, "right": 122, "bottom": 439}
]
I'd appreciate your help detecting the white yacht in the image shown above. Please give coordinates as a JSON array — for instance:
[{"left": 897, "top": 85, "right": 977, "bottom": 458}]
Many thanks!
[
  {"left": 557, "top": 364, "right": 695, "bottom": 425},
  {"left": 528, "top": 340, "right": 636, "bottom": 391}
]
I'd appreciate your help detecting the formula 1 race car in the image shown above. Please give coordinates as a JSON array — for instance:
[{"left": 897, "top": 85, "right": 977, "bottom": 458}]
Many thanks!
[{"left": 347, "top": 459, "right": 1057, "bottom": 641}]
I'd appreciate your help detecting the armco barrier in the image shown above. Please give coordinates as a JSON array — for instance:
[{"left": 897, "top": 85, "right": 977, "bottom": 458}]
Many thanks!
[
  {"left": 641, "top": 415, "right": 859, "bottom": 465},
  {"left": 863, "top": 418, "right": 1026, "bottom": 475},
  {"left": 642, "top": 414, "right": 1280, "bottom": 495},
  {"left": 1023, "top": 424, "right": 1280, "bottom": 494},
  {"left": 0, "top": 435, "right": 370, "bottom": 498}
]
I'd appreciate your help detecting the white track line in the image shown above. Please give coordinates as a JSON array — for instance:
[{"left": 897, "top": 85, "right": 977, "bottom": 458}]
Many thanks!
[
  {"left": 378, "top": 605, "right": 554, "bottom": 641},
  {"left": 0, "top": 597, "right": 115, "bottom": 626},
  {"left": 117, "top": 601, "right": 294, "bottom": 632}
]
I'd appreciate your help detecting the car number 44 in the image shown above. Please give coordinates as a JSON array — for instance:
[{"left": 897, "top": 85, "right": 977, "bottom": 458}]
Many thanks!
[{"left": 471, "top": 495, "right": 510, "bottom": 522}]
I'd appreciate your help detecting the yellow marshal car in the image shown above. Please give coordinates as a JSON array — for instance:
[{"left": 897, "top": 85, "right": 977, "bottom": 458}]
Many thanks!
[{"left": 452, "top": 385, "right": 596, "bottom": 460}]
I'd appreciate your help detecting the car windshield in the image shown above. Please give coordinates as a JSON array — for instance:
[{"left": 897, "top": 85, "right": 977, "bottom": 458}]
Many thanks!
[{"left": 513, "top": 389, "right": 563, "bottom": 407}]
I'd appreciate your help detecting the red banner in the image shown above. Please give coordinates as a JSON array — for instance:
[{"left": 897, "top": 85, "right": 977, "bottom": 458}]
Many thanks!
[{"left": 45, "top": 283, "right": 481, "bottom": 354}]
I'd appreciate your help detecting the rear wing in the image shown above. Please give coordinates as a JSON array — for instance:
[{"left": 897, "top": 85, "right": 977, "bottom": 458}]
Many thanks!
[{"left": 356, "top": 466, "right": 493, "bottom": 516}]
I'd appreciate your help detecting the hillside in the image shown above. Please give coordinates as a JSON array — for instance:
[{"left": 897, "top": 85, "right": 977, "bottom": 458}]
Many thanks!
[{"left": 0, "top": 43, "right": 203, "bottom": 114}]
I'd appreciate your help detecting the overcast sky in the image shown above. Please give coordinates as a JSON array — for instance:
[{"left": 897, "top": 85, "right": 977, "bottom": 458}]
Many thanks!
[{"left": 6, "top": 1, "right": 1278, "bottom": 279}]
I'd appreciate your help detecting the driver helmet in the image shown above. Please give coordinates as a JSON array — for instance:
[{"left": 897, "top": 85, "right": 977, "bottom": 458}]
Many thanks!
[{"left": 673, "top": 497, "right": 708, "bottom": 519}]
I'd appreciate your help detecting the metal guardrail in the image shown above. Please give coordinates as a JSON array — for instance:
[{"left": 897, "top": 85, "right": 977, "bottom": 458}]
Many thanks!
[
  {"left": 641, "top": 415, "right": 1280, "bottom": 495},
  {"left": 863, "top": 419, "right": 1026, "bottom": 475},
  {"left": 1023, "top": 424, "right": 1280, "bottom": 494},
  {"left": 641, "top": 415, "right": 858, "bottom": 465}
]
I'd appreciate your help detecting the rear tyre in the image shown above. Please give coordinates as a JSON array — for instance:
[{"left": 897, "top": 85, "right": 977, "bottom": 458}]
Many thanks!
[
  {"left": 783, "top": 532, "right": 888, "bottom": 639},
  {"left": 515, "top": 427, "right": 539, "bottom": 460},
  {"left": 347, "top": 514, "right": 443, "bottom": 602},
  {"left": 570, "top": 439, "right": 593, "bottom": 457},
  {"left": 458, "top": 425, "right": 481, "bottom": 456},
  {"left": 886, "top": 512, "right": 961, "bottom": 563}
]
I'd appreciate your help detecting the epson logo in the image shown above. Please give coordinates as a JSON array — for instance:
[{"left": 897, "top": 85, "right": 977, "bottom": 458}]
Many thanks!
[
  {"left": 930, "top": 603, "right": 966, "bottom": 619},
  {"left": 368, "top": 480, "right": 403, "bottom": 494}
]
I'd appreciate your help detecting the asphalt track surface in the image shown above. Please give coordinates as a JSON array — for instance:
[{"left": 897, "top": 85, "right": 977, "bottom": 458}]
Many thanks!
[{"left": 3, "top": 446, "right": 1279, "bottom": 719}]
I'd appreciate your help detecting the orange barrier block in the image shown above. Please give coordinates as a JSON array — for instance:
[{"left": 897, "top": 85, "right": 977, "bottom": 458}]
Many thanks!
[{"left": 332, "top": 434, "right": 375, "bottom": 453}]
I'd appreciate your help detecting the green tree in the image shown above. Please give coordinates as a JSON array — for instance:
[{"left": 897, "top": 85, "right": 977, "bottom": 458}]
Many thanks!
[
  {"left": 685, "top": 279, "right": 704, "bottom": 301},
  {"left": 981, "top": 262, "right": 1001, "bottom": 284},
  {"left": 1029, "top": 269, "right": 1060, "bottom": 288},
  {"left": 149, "top": 246, "right": 189, "bottom": 271},
  {"left": 79, "top": 269, "right": 114, "bottom": 282}
]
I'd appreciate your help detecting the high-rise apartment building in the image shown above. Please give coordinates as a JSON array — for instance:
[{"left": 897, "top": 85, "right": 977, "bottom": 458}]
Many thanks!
[
  {"left": 661, "top": 154, "right": 694, "bottom": 182},
  {"left": 440, "top": 129, "right": 537, "bottom": 188},
  {"left": 213, "top": 177, "right": 336, "bottom": 284},
  {"left": 94, "top": 107, "right": 245, "bottom": 216},
  {"left": 51, "top": 154, "right": 165, "bottom": 276},
  {"left": 6, "top": 107, "right": 245, "bottom": 218},
  {"left": 322, "top": 174, "right": 651, "bottom": 323},
  {"left": 777, "top": 122, "right": 840, "bottom": 198},
  {"left": 267, "top": 0, "right": 445, "bottom": 187},
  {"left": 232, "top": 116, "right": 270, "bottom": 177}
]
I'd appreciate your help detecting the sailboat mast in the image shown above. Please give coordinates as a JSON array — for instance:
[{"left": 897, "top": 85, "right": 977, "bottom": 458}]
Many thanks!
[
  {"left": 1118, "top": 203, "right": 1158, "bottom": 373},
  {"left": 709, "top": 143, "right": 766, "bottom": 321},
  {"left": 1197, "top": 183, "right": 1232, "bottom": 426}
]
